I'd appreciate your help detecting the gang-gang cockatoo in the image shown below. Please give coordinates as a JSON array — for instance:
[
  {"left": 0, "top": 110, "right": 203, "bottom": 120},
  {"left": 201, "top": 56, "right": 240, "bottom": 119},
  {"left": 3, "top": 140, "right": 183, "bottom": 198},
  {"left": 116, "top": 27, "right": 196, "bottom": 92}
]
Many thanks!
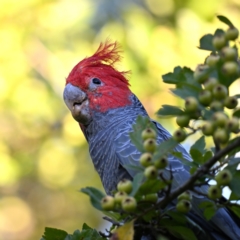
[{"left": 63, "top": 41, "right": 240, "bottom": 240}]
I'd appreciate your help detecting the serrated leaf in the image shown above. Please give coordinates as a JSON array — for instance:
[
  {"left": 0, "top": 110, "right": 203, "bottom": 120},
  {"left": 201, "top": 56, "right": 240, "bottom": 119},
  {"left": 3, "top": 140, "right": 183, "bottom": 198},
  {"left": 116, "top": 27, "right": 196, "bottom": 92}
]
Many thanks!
[
  {"left": 190, "top": 148, "right": 203, "bottom": 165},
  {"left": 198, "top": 34, "right": 215, "bottom": 51},
  {"left": 191, "top": 136, "right": 206, "bottom": 153},
  {"left": 171, "top": 152, "right": 196, "bottom": 167},
  {"left": 42, "top": 227, "right": 68, "bottom": 240},
  {"left": 72, "top": 230, "right": 81, "bottom": 240},
  {"left": 162, "top": 66, "right": 182, "bottom": 84},
  {"left": 214, "top": 28, "right": 225, "bottom": 36},
  {"left": 165, "top": 226, "right": 197, "bottom": 240},
  {"left": 203, "top": 151, "right": 213, "bottom": 163},
  {"left": 110, "top": 221, "right": 134, "bottom": 240},
  {"left": 78, "top": 229, "right": 105, "bottom": 240},
  {"left": 80, "top": 187, "right": 105, "bottom": 210},
  {"left": 203, "top": 206, "right": 217, "bottom": 220},
  {"left": 138, "top": 179, "right": 167, "bottom": 195},
  {"left": 170, "top": 87, "right": 199, "bottom": 99},
  {"left": 153, "top": 138, "right": 179, "bottom": 161},
  {"left": 124, "top": 164, "right": 144, "bottom": 173},
  {"left": 229, "top": 205, "right": 240, "bottom": 218},
  {"left": 157, "top": 105, "right": 184, "bottom": 117},
  {"left": 217, "top": 15, "right": 234, "bottom": 27},
  {"left": 233, "top": 108, "right": 240, "bottom": 118},
  {"left": 130, "top": 172, "right": 144, "bottom": 196},
  {"left": 229, "top": 171, "right": 240, "bottom": 197}
]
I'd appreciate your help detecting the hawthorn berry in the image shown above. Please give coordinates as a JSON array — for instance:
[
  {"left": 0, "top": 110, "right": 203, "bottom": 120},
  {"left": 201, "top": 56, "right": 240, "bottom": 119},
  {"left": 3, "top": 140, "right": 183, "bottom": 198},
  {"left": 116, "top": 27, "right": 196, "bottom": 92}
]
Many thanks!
[
  {"left": 121, "top": 197, "right": 137, "bottom": 212},
  {"left": 208, "top": 185, "right": 222, "bottom": 199},
  {"left": 117, "top": 179, "right": 133, "bottom": 194},
  {"left": 142, "top": 127, "right": 157, "bottom": 140},
  {"left": 144, "top": 165, "right": 158, "bottom": 179},
  {"left": 176, "top": 200, "right": 192, "bottom": 213},
  {"left": 140, "top": 152, "right": 153, "bottom": 167},
  {"left": 101, "top": 196, "right": 115, "bottom": 210},
  {"left": 226, "top": 27, "right": 239, "bottom": 40},
  {"left": 143, "top": 138, "right": 157, "bottom": 153},
  {"left": 176, "top": 115, "right": 190, "bottom": 127},
  {"left": 215, "top": 169, "right": 232, "bottom": 186},
  {"left": 173, "top": 128, "right": 186, "bottom": 142}
]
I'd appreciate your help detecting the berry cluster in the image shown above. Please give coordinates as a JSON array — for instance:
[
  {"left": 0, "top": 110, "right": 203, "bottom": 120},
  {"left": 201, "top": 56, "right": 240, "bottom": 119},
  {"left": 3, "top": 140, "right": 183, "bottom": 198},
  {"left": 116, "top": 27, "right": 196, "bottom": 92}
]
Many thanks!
[
  {"left": 174, "top": 26, "right": 239, "bottom": 144},
  {"left": 101, "top": 127, "right": 169, "bottom": 213}
]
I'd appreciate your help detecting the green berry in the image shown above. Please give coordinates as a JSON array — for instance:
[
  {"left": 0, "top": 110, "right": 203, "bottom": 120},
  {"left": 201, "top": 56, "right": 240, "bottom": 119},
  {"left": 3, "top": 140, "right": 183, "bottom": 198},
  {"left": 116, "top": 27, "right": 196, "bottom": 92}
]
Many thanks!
[
  {"left": 198, "top": 90, "right": 212, "bottom": 106},
  {"left": 224, "top": 96, "right": 238, "bottom": 109},
  {"left": 206, "top": 55, "right": 220, "bottom": 67},
  {"left": 121, "top": 197, "right": 137, "bottom": 212},
  {"left": 144, "top": 193, "right": 158, "bottom": 203},
  {"left": 101, "top": 196, "right": 115, "bottom": 210},
  {"left": 185, "top": 97, "right": 198, "bottom": 112},
  {"left": 144, "top": 165, "right": 158, "bottom": 179},
  {"left": 114, "top": 191, "right": 127, "bottom": 204},
  {"left": 178, "top": 191, "right": 192, "bottom": 201},
  {"left": 154, "top": 156, "right": 168, "bottom": 169},
  {"left": 210, "top": 101, "right": 224, "bottom": 111},
  {"left": 223, "top": 61, "right": 239, "bottom": 76},
  {"left": 221, "top": 47, "right": 238, "bottom": 61},
  {"left": 212, "top": 84, "right": 228, "bottom": 100},
  {"left": 143, "top": 138, "right": 157, "bottom": 153},
  {"left": 202, "top": 121, "right": 215, "bottom": 136},
  {"left": 214, "top": 129, "right": 229, "bottom": 144},
  {"left": 204, "top": 77, "right": 218, "bottom": 91},
  {"left": 215, "top": 169, "right": 232, "bottom": 186},
  {"left": 173, "top": 128, "right": 186, "bottom": 142},
  {"left": 141, "top": 128, "right": 157, "bottom": 140},
  {"left": 226, "top": 117, "right": 239, "bottom": 133},
  {"left": 226, "top": 27, "right": 239, "bottom": 41},
  {"left": 176, "top": 200, "right": 192, "bottom": 213},
  {"left": 213, "top": 112, "right": 228, "bottom": 127},
  {"left": 140, "top": 152, "right": 153, "bottom": 167},
  {"left": 212, "top": 34, "right": 227, "bottom": 50},
  {"left": 193, "top": 65, "right": 209, "bottom": 83},
  {"left": 208, "top": 185, "right": 222, "bottom": 199},
  {"left": 176, "top": 115, "right": 190, "bottom": 127},
  {"left": 117, "top": 179, "right": 133, "bottom": 194}
]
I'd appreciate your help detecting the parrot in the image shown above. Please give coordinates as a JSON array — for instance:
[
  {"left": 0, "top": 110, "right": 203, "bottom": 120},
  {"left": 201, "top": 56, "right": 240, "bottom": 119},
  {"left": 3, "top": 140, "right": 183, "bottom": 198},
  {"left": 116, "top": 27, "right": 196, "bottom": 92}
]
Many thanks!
[{"left": 63, "top": 41, "right": 240, "bottom": 240}]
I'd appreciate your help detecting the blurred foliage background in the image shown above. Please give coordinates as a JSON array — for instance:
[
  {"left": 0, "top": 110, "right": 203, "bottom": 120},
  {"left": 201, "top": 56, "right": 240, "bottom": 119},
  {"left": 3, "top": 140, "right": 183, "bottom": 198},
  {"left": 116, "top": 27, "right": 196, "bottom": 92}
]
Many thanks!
[{"left": 0, "top": 0, "right": 240, "bottom": 239}]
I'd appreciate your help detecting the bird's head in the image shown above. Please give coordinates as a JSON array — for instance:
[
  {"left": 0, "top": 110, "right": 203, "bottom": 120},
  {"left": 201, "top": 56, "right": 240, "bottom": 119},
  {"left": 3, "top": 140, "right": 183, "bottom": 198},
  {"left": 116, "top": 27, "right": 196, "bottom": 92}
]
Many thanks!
[{"left": 63, "top": 41, "right": 132, "bottom": 125}]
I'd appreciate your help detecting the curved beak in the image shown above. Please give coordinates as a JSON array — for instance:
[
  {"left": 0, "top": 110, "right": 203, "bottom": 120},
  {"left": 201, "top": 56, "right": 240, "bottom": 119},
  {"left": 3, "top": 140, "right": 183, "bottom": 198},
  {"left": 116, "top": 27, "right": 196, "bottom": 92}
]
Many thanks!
[{"left": 63, "top": 83, "right": 91, "bottom": 125}]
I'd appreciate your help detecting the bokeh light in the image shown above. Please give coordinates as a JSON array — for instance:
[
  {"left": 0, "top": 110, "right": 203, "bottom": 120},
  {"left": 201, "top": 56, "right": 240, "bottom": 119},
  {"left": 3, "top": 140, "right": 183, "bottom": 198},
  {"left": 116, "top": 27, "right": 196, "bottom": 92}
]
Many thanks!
[{"left": 0, "top": 0, "right": 239, "bottom": 239}]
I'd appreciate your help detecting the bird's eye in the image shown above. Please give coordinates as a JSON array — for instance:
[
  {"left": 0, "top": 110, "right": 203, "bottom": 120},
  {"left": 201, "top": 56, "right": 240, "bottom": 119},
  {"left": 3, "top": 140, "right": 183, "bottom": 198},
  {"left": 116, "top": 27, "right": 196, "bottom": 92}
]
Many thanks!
[{"left": 92, "top": 78, "right": 102, "bottom": 85}]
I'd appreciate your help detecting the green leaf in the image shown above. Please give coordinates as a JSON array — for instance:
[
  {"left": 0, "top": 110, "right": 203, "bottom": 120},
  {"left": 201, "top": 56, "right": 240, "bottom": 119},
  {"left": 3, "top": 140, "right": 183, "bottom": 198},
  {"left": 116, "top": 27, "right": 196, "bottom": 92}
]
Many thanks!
[
  {"left": 229, "top": 191, "right": 240, "bottom": 201},
  {"left": 229, "top": 205, "right": 240, "bottom": 218},
  {"left": 42, "top": 227, "right": 69, "bottom": 240},
  {"left": 198, "top": 201, "right": 216, "bottom": 220},
  {"left": 137, "top": 179, "right": 167, "bottom": 195},
  {"left": 124, "top": 164, "right": 144, "bottom": 173},
  {"left": 217, "top": 15, "right": 234, "bottom": 27},
  {"left": 190, "top": 148, "right": 203, "bottom": 165},
  {"left": 233, "top": 108, "right": 240, "bottom": 118},
  {"left": 80, "top": 187, "right": 105, "bottom": 210},
  {"left": 170, "top": 87, "right": 199, "bottom": 99},
  {"left": 198, "top": 34, "right": 215, "bottom": 51},
  {"left": 157, "top": 105, "right": 184, "bottom": 117},
  {"left": 165, "top": 226, "right": 197, "bottom": 240},
  {"left": 72, "top": 230, "right": 81, "bottom": 240},
  {"left": 153, "top": 138, "right": 178, "bottom": 161},
  {"left": 203, "top": 151, "right": 213, "bottom": 163},
  {"left": 191, "top": 136, "right": 206, "bottom": 153},
  {"left": 171, "top": 152, "right": 197, "bottom": 167},
  {"left": 130, "top": 172, "right": 144, "bottom": 196},
  {"left": 129, "top": 116, "right": 157, "bottom": 152},
  {"left": 162, "top": 66, "right": 182, "bottom": 84},
  {"left": 227, "top": 137, "right": 240, "bottom": 157},
  {"left": 229, "top": 171, "right": 240, "bottom": 197}
]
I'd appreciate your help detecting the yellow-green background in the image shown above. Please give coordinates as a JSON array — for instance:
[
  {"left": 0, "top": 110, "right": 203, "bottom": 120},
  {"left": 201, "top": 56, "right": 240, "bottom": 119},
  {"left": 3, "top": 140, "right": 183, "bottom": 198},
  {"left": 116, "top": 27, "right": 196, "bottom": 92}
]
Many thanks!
[{"left": 0, "top": 0, "right": 239, "bottom": 239}]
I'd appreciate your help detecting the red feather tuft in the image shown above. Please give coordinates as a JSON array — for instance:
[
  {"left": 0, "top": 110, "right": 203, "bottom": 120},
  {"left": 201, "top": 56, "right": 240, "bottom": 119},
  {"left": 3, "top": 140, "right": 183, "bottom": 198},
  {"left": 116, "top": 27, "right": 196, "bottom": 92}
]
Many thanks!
[{"left": 66, "top": 40, "right": 130, "bottom": 87}]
